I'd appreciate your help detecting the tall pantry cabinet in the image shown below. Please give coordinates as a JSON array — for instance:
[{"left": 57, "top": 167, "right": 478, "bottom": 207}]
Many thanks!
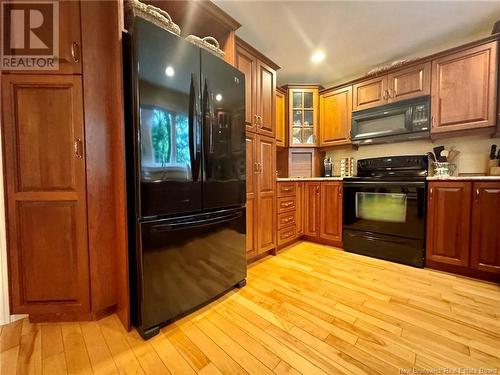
[
  {"left": 235, "top": 37, "right": 279, "bottom": 260},
  {"left": 1, "top": 2, "right": 129, "bottom": 326}
]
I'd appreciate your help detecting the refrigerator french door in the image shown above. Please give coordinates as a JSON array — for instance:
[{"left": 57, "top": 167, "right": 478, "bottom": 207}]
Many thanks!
[{"left": 134, "top": 18, "right": 202, "bottom": 217}]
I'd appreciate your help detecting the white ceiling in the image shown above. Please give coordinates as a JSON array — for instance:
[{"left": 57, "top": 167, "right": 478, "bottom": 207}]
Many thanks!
[{"left": 214, "top": 1, "right": 500, "bottom": 86}]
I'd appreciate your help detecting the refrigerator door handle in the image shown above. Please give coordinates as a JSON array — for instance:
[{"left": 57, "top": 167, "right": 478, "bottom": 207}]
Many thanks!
[
  {"left": 188, "top": 74, "right": 197, "bottom": 181},
  {"left": 151, "top": 210, "right": 243, "bottom": 232}
]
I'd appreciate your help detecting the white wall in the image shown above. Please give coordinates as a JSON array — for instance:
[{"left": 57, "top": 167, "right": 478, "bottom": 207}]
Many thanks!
[{"left": 326, "top": 134, "right": 500, "bottom": 176}]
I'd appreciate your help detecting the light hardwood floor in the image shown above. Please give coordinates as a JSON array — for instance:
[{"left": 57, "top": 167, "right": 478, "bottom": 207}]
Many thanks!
[{"left": 1, "top": 241, "right": 500, "bottom": 374}]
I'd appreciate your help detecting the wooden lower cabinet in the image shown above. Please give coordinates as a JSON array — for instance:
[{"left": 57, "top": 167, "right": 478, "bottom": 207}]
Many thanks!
[
  {"left": 426, "top": 181, "right": 500, "bottom": 280},
  {"left": 470, "top": 182, "right": 500, "bottom": 274},
  {"left": 2, "top": 74, "right": 90, "bottom": 315},
  {"left": 426, "top": 181, "right": 471, "bottom": 267},
  {"left": 319, "top": 182, "right": 343, "bottom": 242},
  {"left": 246, "top": 133, "right": 276, "bottom": 259},
  {"left": 276, "top": 180, "right": 342, "bottom": 249},
  {"left": 304, "top": 182, "right": 320, "bottom": 237}
]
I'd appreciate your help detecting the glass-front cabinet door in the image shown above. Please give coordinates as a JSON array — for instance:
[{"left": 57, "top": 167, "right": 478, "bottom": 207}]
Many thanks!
[{"left": 287, "top": 85, "right": 320, "bottom": 147}]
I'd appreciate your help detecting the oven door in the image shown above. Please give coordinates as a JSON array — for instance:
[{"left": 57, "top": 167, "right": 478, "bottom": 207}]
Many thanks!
[{"left": 343, "top": 181, "right": 426, "bottom": 240}]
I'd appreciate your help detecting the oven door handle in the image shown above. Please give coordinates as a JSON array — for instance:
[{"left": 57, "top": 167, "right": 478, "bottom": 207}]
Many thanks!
[{"left": 343, "top": 181, "right": 425, "bottom": 187}]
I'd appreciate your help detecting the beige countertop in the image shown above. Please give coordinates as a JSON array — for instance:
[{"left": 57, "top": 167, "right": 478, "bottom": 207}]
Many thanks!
[
  {"left": 427, "top": 176, "right": 500, "bottom": 181},
  {"left": 276, "top": 177, "right": 344, "bottom": 181}
]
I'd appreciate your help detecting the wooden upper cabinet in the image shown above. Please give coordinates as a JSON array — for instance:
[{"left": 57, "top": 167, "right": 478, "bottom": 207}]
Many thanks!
[
  {"left": 319, "top": 182, "right": 343, "bottom": 242},
  {"left": 2, "top": 1, "right": 82, "bottom": 74},
  {"left": 352, "top": 76, "right": 387, "bottom": 111},
  {"left": 235, "top": 38, "right": 278, "bottom": 137},
  {"left": 470, "top": 182, "right": 500, "bottom": 274},
  {"left": 276, "top": 88, "right": 286, "bottom": 147},
  {"left": 320, "top": 86, "right": 352, "bottom": 146},
  {"left": 304, "top": 182, "right": 320, "bottom": 237},
  {"left": 287, "top": 86, "right": 320, "bottom": 147},
  {"left": 256, "top": 61, "right": 276, "bottom": 137},
  {"left": 387, "top": 62, "right": 431, "bottom": 102},
  {"left": 235, "top": 44, "right": 256, "bottom": 132},
  {"left": 2, "top": 74, "right": 90, "bottom": 314},
  {"left": 431, "top": 41, "right": 498, "bottom": 133},
  {"left": 426, "top": 182, "right": 471, "bottom": 267}
]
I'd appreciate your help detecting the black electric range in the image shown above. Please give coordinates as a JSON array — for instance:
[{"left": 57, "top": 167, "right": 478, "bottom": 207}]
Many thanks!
[{"left": 343, "top": 155, "right": 428, "bottom": 267}]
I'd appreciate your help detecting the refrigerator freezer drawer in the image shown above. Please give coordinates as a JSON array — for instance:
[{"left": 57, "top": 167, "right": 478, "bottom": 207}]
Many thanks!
[{"left": 136, "top": 208, "right": 246, "bottom": 335}]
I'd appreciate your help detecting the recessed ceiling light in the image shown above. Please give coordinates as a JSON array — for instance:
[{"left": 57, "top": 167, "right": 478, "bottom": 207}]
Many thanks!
[
  {"left": 215, "top": 94, "right": 222, "bottom": 102},
  {"left": 311, "top": 50, "right": 325, "bottom": 63},
  {"left": 165, "top": 66, "right": 175, "bottom": 77}
]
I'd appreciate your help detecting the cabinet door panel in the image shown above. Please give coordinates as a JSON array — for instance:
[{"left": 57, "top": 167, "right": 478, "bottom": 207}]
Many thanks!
[
  {"left": 276, "top": 89, "right": 286, "bottom": 146},
  {"left": 245, "top": 133, "right": 257, "bottom": 257},
  {"left": 431, "top": 42, "right": 498, "bottom": 133},
  {"left": 2, "top": 1, "right": 82, "bottom": 74},
  {"left": 352, "top": 76, "right": 387, "bottom": 111},
  {"left": 471, "top": 183, "right": 500, "bottom": 273},
  {"left": 304, "top": 182, "right": 320, "bottom": 237},
  {"left": 256, "top": 136, "right": 276, "bottom": 253},
  {"left": 387, "top": 62, "right": 431, "bottom": 102},
  {"left": 2, "top": 74, "right": 89, "bottom": 314},
  {"left": 319, "top": 182, "right": 342, "bottom": 242},
  {"left": 235, "top": 45, "right": 256, "bottom": 132},
  {"left": 257, "top": 195, "right": 275, "bottom": 252},
  {"left": 296, "top": 182, "right": 304, "bottom": 236},
  {"left": 320, "top": 86, "right": 352, "bottom": 146},
  {"left": 256, "top": 61, "right": 276, "bottom": 137},
  {"left": 426, "top": 182, "right": 471, "bottom": 267}
]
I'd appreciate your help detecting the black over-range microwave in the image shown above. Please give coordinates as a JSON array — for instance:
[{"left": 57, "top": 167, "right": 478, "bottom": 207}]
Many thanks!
[{"left": 351, "top": 96, "right": 430, "bottom": 145}]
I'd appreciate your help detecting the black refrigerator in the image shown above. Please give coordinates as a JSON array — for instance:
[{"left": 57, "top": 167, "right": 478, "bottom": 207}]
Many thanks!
[{"left": 123, "top": 18, "right": 247, "bottom": 339}]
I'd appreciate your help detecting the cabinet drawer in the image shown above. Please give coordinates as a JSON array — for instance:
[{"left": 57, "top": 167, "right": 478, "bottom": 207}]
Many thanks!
[
  {"left": 278, "top": 182, "right": 296, "bottom": 197},
  {"left": 278, "top": 226, "right": 296, "bottom": 246},
  {"left": 278, "top": 211, "right": 296, "bottom": 229},
  {"left": 278, "top": 196, "right": 296, "bottom": 213}
]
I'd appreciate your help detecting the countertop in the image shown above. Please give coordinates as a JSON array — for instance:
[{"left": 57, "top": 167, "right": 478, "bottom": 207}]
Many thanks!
[
  {"left": 277, "top": 177, "right": 344, "bottom": 181},
  {"left": 277, "top": 176, "right": 500, "bottom": 182},
  {"left": 427, "top": 176, "right": 500, "bottom": 181}
]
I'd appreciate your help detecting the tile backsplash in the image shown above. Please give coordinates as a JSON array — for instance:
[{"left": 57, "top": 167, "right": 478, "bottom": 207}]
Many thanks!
[{"left": 325, "top": 134, "right": 500, "bottom": 175}]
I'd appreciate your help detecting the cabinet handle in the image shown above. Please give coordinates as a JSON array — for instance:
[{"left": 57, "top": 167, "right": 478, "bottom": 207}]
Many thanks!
[
  {"left": 74, "top": 138, "right": 83, "bottom": 159},
  {"left": 338, "top": 187, "right": 342, "bottom": 197},
  {"left": 71, "top": 42, "right": 80, "bottom": 63},
  {"left": 431, "top": 116, "right": 435, "bottom": 127},
  {"left": 429, "top": 188, "right": 433, "bottom": 200},
  {"left": 390, "top": 88, "right": 396, "bottom": 98},
  {"left": 383, "top": 90, "right": 388, "bottom": 100},
  {"left": 254, "top": 162, "right": 259, "bottom": 173},
  {"left": 475, "top": 189, "right": 480, "bottom": 202},
  {"left": 281, "top": 187, "right": 292, "bottom": 192},
  {"left": 282, "top": 201, "right": 294, "bottom": 207}
]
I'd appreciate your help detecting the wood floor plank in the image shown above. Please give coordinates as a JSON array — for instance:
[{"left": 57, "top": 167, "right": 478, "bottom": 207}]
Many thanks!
[
  {"left": 1, "top": 241, "right": 499, "bottom": 374},
  {"left": 98, "top": 315, "right": 145, "bottom": 374},
  {"left": 176, "top": 320, "right": 248, "bottom": 375},
  {"left": 80, "top": 321, "right": 119, "bottom": 375},
  {"left": 17, "top": 323, "right": 42, "bottom": 375},
  {"left": 61, "top": 323, "right": 93, "bottom": 375}
]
